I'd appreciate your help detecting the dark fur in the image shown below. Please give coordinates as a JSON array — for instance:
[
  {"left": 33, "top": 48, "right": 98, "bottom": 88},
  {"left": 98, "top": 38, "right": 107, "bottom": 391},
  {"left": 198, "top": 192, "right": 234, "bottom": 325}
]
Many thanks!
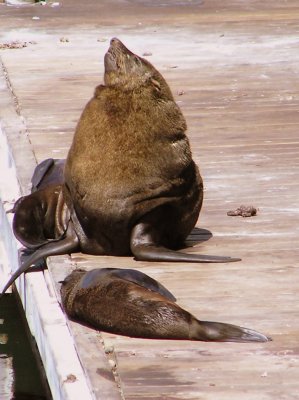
[
  {"left": 61, "top": 268, "right": 270, "bottom": 342},
  {"left": 64, "top": 38, "right": 238, "bottom": 262}
]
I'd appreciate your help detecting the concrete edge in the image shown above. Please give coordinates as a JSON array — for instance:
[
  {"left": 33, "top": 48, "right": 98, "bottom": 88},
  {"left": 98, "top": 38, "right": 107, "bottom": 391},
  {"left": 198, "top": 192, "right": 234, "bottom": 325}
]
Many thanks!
[{"left": 0, "top": 59, "right": 96, "bottom": 400}]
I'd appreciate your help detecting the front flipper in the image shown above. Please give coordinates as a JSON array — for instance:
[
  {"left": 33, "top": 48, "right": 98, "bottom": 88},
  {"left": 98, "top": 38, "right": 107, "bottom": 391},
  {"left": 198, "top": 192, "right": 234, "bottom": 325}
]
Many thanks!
[
  {"left": 0, "top": 232, "right": 79, "bottom": 298},
  {"left": 130, "top": 223, "right": 241, "bottom": 263},
  {"left": 111, "top": 268, "right": 176, "bottom": 301},
  {"left": 31, "top": 158, "right": 55, "bottom": 191},
  {"left": 79, "top": 268, "right": 176, "bottom": 302}
]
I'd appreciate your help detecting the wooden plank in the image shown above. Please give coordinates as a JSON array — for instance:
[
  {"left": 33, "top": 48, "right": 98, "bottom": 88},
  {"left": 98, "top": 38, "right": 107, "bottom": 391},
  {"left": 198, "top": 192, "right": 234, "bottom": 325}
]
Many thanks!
[{"left": 1, "top": 1, "right": 299, "bottom": 399}]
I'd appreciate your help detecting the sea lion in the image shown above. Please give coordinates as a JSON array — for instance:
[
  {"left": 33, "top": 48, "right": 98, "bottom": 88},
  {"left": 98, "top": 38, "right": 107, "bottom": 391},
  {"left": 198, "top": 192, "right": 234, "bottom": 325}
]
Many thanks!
[
  {"left": 1, "top": 38, "right": 239, "bottom": 297},
  {"left": 11, "top": 156, "right": 66, "bottom": 249},
  {"left": 61, "top": 268, "right": 271, "bottom": 343},
  {"left": 63, "top": 37, "right": 240, "bottom": 263},
  {"left": 0, "top": 159, "right": 79, "bottom": 297}
]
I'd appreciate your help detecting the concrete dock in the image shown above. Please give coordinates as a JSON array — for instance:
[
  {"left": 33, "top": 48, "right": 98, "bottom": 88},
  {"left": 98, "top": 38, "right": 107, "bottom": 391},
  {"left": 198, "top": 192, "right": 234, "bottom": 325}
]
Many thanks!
[{"left": 0, "top": 1, "right": 299, "bottom": 399}]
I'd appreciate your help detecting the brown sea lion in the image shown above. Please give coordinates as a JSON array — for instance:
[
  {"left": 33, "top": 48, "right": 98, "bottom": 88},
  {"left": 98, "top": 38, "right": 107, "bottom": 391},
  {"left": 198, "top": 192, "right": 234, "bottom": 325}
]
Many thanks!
[
  {"left": 0, "top": 159, "right": 79, "bottom": 298},
  {"left": 61, "top": 268, "right": 271, "bottom": 342},
  {"left": 63, "top": 37, "right": 239, "bottom": 263},
  {"left": 11, "top": 156, "right": 66, "bottom": 250}
]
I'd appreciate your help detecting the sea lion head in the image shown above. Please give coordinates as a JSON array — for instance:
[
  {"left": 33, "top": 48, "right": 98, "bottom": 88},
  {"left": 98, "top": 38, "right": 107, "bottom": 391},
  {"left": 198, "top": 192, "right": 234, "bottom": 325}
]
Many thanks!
[
  {"left": 60, "top": 269, "right": 86, "bottom": 316},
  {"left": 104, "top": 37, "right": 173, "bottom": 98}
]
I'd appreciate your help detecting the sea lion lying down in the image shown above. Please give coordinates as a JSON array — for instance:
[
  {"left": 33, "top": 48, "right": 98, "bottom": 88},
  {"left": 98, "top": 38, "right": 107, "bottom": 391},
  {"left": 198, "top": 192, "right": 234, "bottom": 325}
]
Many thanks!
[
  {"left": 61, "top": 268, "right": 271, "bottom": 342},
  {"left": 1, "top": 37, "right": 240, "bottom": 297}
]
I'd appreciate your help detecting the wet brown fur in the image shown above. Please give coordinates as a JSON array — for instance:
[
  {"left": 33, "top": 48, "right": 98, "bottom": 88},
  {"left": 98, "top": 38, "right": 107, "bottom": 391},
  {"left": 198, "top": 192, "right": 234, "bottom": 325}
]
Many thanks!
[
  {"left": 61, "top": 268, "right": 271, "bottom": 342},
  {"left": 64, "top": 38, "right": 203, "bottom": 256}
]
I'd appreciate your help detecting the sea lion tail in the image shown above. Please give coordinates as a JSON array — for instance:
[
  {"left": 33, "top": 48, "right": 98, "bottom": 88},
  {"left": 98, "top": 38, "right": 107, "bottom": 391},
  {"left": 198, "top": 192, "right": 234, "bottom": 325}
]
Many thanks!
[
  {"left": 190, "top": 319, "right": 271, "bottom": 343},
  {"left": 0, "top": 234, "right": 79, "bottom": 299}
]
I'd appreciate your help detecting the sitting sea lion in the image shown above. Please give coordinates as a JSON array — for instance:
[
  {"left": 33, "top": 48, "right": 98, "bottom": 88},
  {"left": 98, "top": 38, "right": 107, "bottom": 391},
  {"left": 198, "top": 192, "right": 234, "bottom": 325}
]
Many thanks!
[
  {"left": 1, "top": 38, "right": 239, "bottom": 297},
  {"left": 63, "top": 37, "right": 240, "bottom": 262},
  {"left": 61, "top": 268, "right": 271, "bottom": 342}
]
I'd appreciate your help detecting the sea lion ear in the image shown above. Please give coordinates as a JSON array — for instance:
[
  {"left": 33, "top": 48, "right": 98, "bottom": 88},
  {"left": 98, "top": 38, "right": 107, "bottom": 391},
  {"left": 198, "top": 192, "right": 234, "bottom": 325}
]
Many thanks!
[{"left": 151, "top": 78, "right": 161, "bottom": 92}]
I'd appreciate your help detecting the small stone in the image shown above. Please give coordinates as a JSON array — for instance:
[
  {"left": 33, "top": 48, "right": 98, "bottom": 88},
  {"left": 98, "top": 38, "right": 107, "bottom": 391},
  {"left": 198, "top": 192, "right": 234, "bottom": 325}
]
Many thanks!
[
  {"left": 104, "top": 345, "right": 114, "bottom": 354},
  {"left": 32, "top": 16, "right": 40, "bottom": 20},
  {"left": 142, "top": 52, "right": 152, "bottom": 57},
  {"left": 227, "top": 205, "right": 257, "bottom": 217},
  {"left": 108, "top": 359, "right": 116, "bottom": 369}
]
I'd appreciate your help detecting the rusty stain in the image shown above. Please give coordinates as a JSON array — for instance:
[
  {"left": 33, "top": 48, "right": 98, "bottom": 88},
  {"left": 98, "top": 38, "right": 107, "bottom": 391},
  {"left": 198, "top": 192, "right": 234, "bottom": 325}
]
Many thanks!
[{"left": 63, "top": 374, "right": 77, "bottom": 383}]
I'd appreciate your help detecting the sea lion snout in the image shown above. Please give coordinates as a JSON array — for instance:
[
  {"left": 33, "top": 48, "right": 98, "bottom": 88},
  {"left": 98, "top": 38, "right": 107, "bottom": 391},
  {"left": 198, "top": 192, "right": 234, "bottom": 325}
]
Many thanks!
[
  {"left": 104, "top": 51, "right": 117, "bottom": 73},
  {"left": 104, "top": 37, "right": 144, "bottom": 82},
  {"left": 109, "top": 37, "right": 130, "bottom": 52},
  {"left": 106, "top": 37, "right": 129, "bottom": 59},
  {"left": 110, "top": 37, "right": 120, "bottom": 46},
  {"left": 104, "top": 38, "right": 128, "bottom": 78}
]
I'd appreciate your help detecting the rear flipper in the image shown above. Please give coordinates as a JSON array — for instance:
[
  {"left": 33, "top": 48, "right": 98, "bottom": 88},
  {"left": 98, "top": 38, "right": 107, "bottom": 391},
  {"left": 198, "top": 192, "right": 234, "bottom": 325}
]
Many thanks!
[
  {"left": 0, "top": 233, "right": 79, "bottom": 298},
  {"left": 79, "top": 268, "right": 176, "bottom": 302},
  {"left": 190, "top": 319, "right": 271, "bottom": 342},
  {"left": 31, "top": 158, "right": 65, "bottom": 192},
  {"left": 110, "top": 268, "right": 176, "bottom": 301},
  {"left": 130, "top": 223, "right": 241, "bottom": 263}
]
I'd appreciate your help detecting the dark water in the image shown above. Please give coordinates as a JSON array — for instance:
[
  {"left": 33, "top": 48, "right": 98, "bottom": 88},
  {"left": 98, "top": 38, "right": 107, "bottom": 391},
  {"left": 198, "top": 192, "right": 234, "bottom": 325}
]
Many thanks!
[{"left": 0, "top": 293, "right": 51, "bottom": 400}]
